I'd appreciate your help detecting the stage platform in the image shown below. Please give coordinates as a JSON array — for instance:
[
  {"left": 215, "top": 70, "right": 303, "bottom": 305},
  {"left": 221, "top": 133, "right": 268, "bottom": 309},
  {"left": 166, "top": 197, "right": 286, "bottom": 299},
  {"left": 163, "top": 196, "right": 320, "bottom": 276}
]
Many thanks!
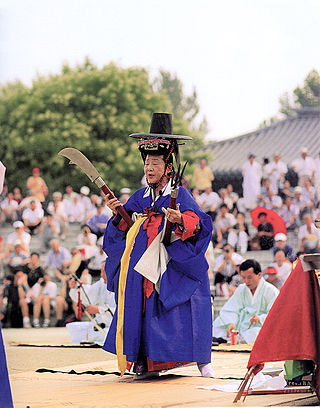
[{"left": 3, "top": 328, "right": 318, "bottom": 407}]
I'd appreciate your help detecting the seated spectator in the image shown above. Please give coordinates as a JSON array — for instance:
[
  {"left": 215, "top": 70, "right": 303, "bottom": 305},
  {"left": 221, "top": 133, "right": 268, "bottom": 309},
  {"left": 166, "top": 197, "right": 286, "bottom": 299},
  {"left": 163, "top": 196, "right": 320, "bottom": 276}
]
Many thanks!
[
  {"left": 198, "top": 186, "right": 221, "bottom": 222},
  {"left": 258, "top": 179, "right": 272, "bottom": 203},
  {"left": 218, "top": 188, "right": 233, "bottom": 211},
  {"left": 298, "top": 213, "right": 320, "bottom": 254},
  {"left": 67, "top": 248, "right": 92, "bottom": 284},
  {"left": 24, "top": 252, "right": 44, "bottom": 289},
  {"left": 214, "top": 244, "right": 244, "bottom": 296},
  {"left": 227, "top": 212, "right": 250, "bottom": 254},
  {"left": 48, "top": 191, "right": 69, "bottom": 240},
  {"left": 87, "top": 204, "right": 110, "bottom": 239},
  {"left": 263, "top": 266, "right": 283, "bottom": 289},
  {"left": 40, "top": 214, "right": 60, "bottom": 252},
  {"left": 68, "top": 195, "right": 85, "bottom": 223},
  {"left": 301, "top": 178, "right": 316, "bottom": 205},
  {"left": 45, "top": 239, "right": 72, "bottom": 279},
  {"left": 227, "top": 260, "right": 244, "bottom": 296},
  {"left": 22, "top": 199, "right": 44, "bottom": 235},
  {"left": 272, "top": 233, "right": 295, "bottom": 263},
  {"left": 12, "top": 186, "right": 23, "bottom": 205},
  {"left": 88, "top": 237, "right": 107, "bottom": 278},
  {"left": 213, "top": 204, "right": 236, "bottom": 249},
  {"left": 77, "top": 224, "right": 97, "bottom": 259},
  {"left": 0, "top": 272, "right": 31, "bottom": 328},
  {"left": 252, "top": 211, "right": 274, "bottom": 250},
  {"left": 278, "top": 197, "right": 299, "bottom": 231},
  {"left": 28, "top": 273, "right": 57, "bottom": 327},
  {"left": 292, "top": 186, "right": 310, "bottom": 221},
  {"left": 18, "top": 190, "right": 42, "bottom": 215},
  {"left": 0, "top": 192, "right": 18, "bottom": 224},
  {"left": 226, "top": 184, "right": 239, "bottom": 210},
  {"left": 5, "top": 242, "right": 29, "bottom": 274},
  {"left": 79, "top": 186, "right": 91, "bottom": 223},
  {"left": 279, "top": 179, "right": 294, "bottom": 201},
  {"left": 4, "top": 221, "right": 31, "bottom": 258},
  {"left": 270, "top": 249, "right": 292, "bottom": 284},
  {"left": 55, "top": 275, "right": 78, "bottom": 327},
  {"left": 213, "top": 259, "right": 279, "bottom": 344},
  {"left": 261, "top": 188, "right": 282, "bottom": 211}
]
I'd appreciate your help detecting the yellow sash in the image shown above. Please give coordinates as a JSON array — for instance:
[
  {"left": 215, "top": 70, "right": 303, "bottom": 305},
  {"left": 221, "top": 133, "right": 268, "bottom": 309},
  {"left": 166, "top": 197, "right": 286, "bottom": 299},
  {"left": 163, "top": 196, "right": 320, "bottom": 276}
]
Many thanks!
[{"left": 116, "top": 215, "right": 148, "bottom": 376}]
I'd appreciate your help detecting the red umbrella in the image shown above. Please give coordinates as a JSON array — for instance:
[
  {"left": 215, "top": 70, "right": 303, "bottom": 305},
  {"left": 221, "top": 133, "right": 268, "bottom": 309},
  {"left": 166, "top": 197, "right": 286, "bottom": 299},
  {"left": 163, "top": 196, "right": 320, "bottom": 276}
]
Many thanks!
[{"left": 250, "top": 206, "right": 287, "bottom": 236}]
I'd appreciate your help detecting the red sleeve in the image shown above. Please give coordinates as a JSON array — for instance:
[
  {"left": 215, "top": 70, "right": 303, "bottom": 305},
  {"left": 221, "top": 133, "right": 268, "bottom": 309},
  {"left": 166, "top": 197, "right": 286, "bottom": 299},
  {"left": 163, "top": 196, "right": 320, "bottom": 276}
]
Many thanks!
[{"left": 174, "top": 210, "right": 200, "bottom": 241}]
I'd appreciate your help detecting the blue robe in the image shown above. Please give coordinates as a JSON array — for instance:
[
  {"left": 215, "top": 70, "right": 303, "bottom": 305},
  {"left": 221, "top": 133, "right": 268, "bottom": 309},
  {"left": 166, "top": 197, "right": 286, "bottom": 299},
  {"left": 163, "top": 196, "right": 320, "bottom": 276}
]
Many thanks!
[
  {"left": 102, "top": 186, "right": 213, "bottom": 364},
  {"left": 0, "top": 323, "right": 13, "bottom": 408}
]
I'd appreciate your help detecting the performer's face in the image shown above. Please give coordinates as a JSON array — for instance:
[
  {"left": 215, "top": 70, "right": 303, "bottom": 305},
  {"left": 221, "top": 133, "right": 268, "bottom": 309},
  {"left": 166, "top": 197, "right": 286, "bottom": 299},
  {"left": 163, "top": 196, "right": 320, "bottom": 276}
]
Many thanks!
[{"left": 144, "top": 154, "right": 166, "bottom": 185}]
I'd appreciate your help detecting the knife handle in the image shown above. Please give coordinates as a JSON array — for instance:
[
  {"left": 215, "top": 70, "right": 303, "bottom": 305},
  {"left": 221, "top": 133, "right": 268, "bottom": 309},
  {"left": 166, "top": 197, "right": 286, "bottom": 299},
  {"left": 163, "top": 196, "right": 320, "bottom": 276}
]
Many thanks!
[{"left": 99, "top": 183, "right": 134, "bottom": 228}]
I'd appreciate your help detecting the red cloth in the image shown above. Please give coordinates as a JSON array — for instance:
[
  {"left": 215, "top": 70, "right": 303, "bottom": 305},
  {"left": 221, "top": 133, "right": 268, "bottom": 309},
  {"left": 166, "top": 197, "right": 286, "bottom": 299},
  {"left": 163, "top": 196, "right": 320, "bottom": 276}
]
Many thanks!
[
  {"left": 247, "top": 259, "right": 320, "bottom": 392},
  {"left": 250, "top": 206, "right": 287, "bottom": 236}
]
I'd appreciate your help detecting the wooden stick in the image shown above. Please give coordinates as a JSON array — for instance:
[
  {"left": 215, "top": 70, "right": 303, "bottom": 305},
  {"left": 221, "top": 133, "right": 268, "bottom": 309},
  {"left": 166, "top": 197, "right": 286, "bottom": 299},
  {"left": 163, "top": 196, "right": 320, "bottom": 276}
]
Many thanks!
[
  {"left": 84, "top": 311, "right": 106, "bottom": 337},
  {"left": 233, "top": 365, "right": 256, "bottom": 403}
]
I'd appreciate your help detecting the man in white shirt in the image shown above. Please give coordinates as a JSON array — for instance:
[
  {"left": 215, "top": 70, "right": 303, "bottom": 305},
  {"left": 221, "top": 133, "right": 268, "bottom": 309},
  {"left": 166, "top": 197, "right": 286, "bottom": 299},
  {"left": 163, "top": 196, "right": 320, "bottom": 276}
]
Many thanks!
[
  {"left": 298, "top": 213, "right": 320, "bottom": 253},
  {"left": 0, "top": 193, "right": 18, "bottom": 224},
  {"left": 294, "top": 147, "right": 315, "bottom": 187},
  {"left": 214, "top": 204, "right": 236, "bottom": 249},
  {"left": 5, "top": 221, "right": 31, "bottom": 259},
  {"left": 213, "top": 259, "right": 279, "bottom": 343},
  {"left": 29, "top": 273, "right": 57, "bottom": 328},
  {"left": 242, "top": 153, "right": 262, "bottom": 210},
  {"left": 22, "top": 200, "right": 44, "bottom": 235},
  {"left": 265, "top": 153, "right": 287, "bottom": 193},
  {"left": 198, "top": 186, "right": 221, "bottom": 221},
  {"left": 270, "top": 249, "right": 292, "bottom": 284}
]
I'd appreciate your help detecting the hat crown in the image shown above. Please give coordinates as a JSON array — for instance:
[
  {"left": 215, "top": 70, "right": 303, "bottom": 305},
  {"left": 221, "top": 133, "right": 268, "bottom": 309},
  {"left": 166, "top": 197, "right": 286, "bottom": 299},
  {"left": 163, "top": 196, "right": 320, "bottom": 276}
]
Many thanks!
[{"left": 149, "top": 113, "right": 172, "bottom": 135}]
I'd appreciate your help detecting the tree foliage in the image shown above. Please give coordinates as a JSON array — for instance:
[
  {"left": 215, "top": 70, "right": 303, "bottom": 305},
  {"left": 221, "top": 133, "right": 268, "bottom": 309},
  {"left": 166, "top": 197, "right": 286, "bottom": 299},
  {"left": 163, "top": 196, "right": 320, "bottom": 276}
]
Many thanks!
[
  {"left": 279, "top": 69, "right": 320, "bottom": 116},
  {"left": 0, "top": 59, "right": 209, "bottom": 196}
]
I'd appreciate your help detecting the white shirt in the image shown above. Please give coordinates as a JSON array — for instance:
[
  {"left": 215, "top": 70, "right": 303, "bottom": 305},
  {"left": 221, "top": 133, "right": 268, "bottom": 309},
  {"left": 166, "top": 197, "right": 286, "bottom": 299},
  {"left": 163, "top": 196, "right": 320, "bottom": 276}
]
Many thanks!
[
  {"left": 198, "top": 191, "right": 221, "bottom": 212},
  {"left": 7, "top": 231, "right": 31, "bottom": 248},
  {"left": 23, "top": 207, "right": 44, "bottom": 224},
  {"left": 295, "top": 156, "right": 316, "bottom": 178}
]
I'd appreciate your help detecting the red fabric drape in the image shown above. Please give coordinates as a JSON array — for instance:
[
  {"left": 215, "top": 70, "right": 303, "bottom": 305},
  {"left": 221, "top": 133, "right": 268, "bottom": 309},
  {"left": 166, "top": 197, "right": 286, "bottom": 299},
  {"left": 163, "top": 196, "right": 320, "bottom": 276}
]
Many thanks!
[{"left": 247, "top": 259, "right": 320, "bottom": 392}]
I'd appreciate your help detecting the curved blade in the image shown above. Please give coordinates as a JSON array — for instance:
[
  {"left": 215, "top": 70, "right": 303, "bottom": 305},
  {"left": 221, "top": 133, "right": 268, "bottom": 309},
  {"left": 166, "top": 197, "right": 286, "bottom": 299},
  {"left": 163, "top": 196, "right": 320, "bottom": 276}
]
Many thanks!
[{"left": 58, "top": 147, "right": 101, "bottom": 183}]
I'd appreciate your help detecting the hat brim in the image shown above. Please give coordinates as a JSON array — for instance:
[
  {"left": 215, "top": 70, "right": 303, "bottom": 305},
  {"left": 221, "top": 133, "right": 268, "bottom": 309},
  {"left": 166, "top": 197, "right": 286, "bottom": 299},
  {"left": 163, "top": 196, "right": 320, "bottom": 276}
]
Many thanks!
[{"left": 129, "top": 132, "right": 192, "bottom": 141}]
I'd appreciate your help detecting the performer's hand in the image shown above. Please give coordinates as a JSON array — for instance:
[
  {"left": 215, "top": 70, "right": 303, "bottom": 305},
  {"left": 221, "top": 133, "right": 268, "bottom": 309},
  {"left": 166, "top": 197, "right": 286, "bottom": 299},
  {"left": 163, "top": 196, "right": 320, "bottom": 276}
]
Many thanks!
[
  {"left": 106, "top": 195, "right": 121, "bottom": 214},
  {"left": 249, "top": 314, "right": 260, "bottom": 326},
  {"left": 226, "top": 323, "right": 236, "bottom": 337},
  {"left": 162, "top": 204, "right": 183, "bottom": 225}
]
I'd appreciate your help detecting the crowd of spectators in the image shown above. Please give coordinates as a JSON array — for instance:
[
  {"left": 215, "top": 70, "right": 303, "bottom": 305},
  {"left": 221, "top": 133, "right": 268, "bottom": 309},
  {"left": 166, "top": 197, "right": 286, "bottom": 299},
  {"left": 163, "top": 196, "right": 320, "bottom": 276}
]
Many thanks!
[
  {"left": 1, "top": 147, "right": 320, "bottom": 330},
  {"left": 0, "top": 168, "right": 114, "bottom": 328}
]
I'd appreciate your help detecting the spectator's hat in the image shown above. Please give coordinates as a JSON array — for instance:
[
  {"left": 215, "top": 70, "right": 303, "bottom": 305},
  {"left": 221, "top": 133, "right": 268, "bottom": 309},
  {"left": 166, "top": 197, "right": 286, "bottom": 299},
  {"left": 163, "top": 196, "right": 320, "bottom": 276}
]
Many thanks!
[
  {"left": 294, "top": 186, "right": 302, "bottom": 194},
  {"left": 301, "top": 147, "right": 308, "bottom": 153},
  {"left": 264, "top": 266, "right": 278, "bottom": 274},
  {"left": 80, "top": 186, "right": 90, "bottom": 196},
  {"left": 32, "top": 167, "right": 40, "bottom": 173},
  {"left": 129, "top": 112, "right": 191, "bottom": 167},
  {"left": 97, "top": 236, "right": 104, "bottom": 246},
  {"left": 275, "top": 233, "right": 287, "bottom": 242},
  {"left": 248, "top": 152, "right": 256, "bottom": 158},
  {"left": 13, "top": 240, "right": 22, "bottom": 248},
  {"left": 13, "top": 220, "right": 24, "bottom": 229},
  {"left": 120, "top": 187, "right": 131, "bottom": 195}
]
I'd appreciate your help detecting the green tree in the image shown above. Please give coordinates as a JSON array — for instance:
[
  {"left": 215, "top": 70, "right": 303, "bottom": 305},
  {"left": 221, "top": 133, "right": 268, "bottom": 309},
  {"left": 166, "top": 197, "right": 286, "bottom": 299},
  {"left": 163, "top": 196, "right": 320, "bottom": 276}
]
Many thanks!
[
  {"left": 0, "top": 59, "right": 208, "bottom": 196},
  {"left": 279, "top": 69, "right": 320, "bottom": 115}
]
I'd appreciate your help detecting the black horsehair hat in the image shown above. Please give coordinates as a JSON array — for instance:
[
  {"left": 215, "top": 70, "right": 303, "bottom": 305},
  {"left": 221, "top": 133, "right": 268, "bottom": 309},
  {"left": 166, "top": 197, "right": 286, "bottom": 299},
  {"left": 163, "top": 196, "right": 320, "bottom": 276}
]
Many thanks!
[{"left": 129, "top": 113, "right": 192, "bottom": 167}]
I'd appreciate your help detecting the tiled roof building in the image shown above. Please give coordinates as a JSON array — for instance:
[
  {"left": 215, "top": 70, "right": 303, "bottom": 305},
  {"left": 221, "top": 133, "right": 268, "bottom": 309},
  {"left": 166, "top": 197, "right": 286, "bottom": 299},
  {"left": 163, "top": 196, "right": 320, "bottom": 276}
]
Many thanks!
[
  {"left": 204, "top": 107, "right": 320, "bottom": 172},
  {"left": 202, "top": 108, "right": 320, "bottom": 193}
]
